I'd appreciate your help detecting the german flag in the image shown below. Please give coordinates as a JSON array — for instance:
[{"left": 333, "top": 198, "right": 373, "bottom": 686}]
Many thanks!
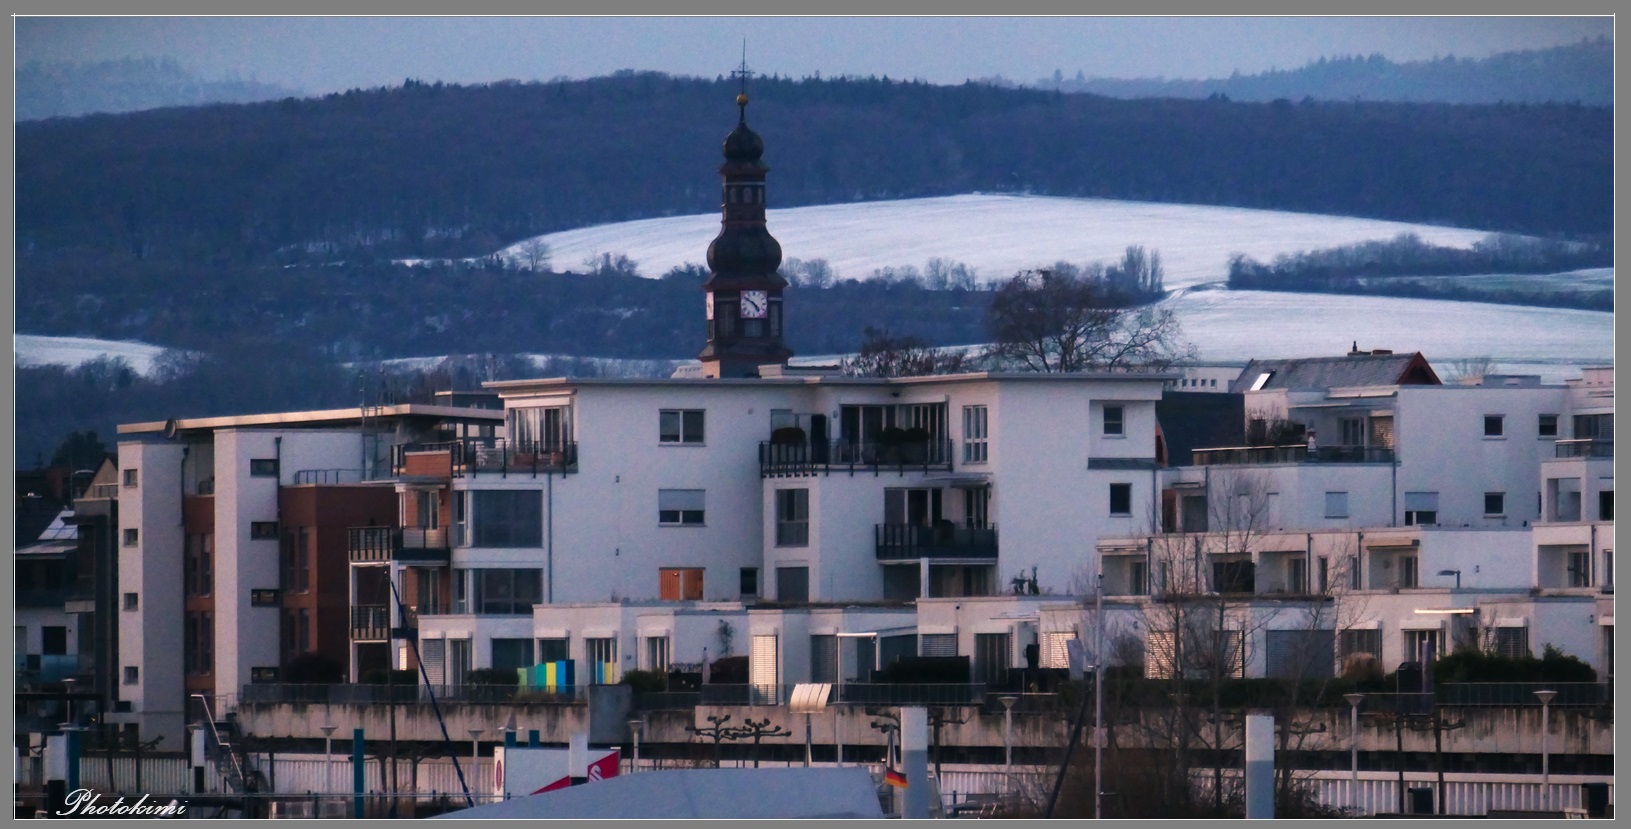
[{"left": 884, "top": 768, "right": 908, "bottom": 789}]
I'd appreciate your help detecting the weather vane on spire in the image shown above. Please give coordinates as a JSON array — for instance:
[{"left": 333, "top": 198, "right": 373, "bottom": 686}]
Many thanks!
[{"left": 731, "top": 40, "right": 753, "bottom": 118}]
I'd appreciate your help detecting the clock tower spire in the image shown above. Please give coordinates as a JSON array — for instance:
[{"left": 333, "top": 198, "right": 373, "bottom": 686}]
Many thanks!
[{"left": 698, "top": 61, "right": 792, "bottom": 379}]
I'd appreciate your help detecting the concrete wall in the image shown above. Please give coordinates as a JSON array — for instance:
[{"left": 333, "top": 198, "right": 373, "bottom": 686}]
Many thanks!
[{"left": 116, "top": 440, "right": 187, "bottom": 746}]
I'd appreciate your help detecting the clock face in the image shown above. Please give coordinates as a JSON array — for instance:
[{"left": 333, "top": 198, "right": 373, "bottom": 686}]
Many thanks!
[{"left": 740, "top": 290, "right": 768, "bottom": 319}]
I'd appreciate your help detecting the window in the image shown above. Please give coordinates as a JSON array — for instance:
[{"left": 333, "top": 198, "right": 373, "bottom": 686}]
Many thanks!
[
  {"left": 537, "top": 638, "right": 569, "bottom": 664},
  {"left": 491, "top": 638, "right": 534, "bottom": 673},
  {"left": 1539, "top": 414, "right": 1559, "bottom": 437},
  {"left": 124, "top": 666, "right": 139, "bottom": 685},
  {"left": 973, "top": 632, "right": 1011, "bottom": 687},
  {"left": 1483, "top": 415, "right": 1504, "bottom": 437},
  {"left": 185, "top": 612, "right": 214, "bottom": 674},
  {"left": 1484, "top": 492, "right": 1506, "bottom": 516},
  {"left": 1350, "top": 555, "right": 1361, "bottom": 590},
  {"left": 1040, "top": 631, "right": 1076, "bottom": 669},
  {"left": 775, "top": 489, "right": 809, "bottom": 546},
  {"left": 658, "top": 489, "right": 705, "bottom": 526},
  {"left": 455, "top": 568, "right": 544, "bottom": 615},
  {"left": 250, "top": 458, "right": 278, "bottom": 476},
  {"left": 1103, "top": 405, "right": 1124, "bottom": 436},
  {"left": 1213, "top": 560, "right": 1255, "bottom": 593},
  {"left": 776, "top": 566, "right": 809, "bottom": 602},
  {"left": 1403, "top": 492, "right": 1438, "bottom": 526},
  {"left": 1567, "top": 551, "right": 1590, "bottom": 587},
  {"left": 585, "top": 637, "right": 618, "bottom": 684},
  {"left": 122, "top": 469, "right": 138, "bottom": 487},
  {"left": 644, "top": 637, "right": 671, "bottom": 672},
  {"left": 42, "top": 626, "right": 67, "bottom": 655},
  {"left": 123, "top": 528, "right": 138, "bottom": 546},
  {"left": 123, "top": 592, "right": 139, "bottom": 611},
  {"left": 1403, "top": 629, "right": 1441, "bottom": 664},
  {"left": 659, "top": 409, "right": 705, "bottom": 444},
  {"left": 1600, "top": 490, "right": 1614, "bottom": 522},
  {"left": 659, "top": 568, "right": 704, "bottom": 601},
  {"left": 920, "top": 633, "right": 958, "bottom": 657},
  {"left": 1398, "top": 556, "right": 1419, "bottom": 588},
  {"left": 1324, "top": 491, "right": 1349, "bottom": 519},
  {"left": 962, "top": 405, "right": 988, "bottom": 463},
  {"left": 1109, "top": 483, "right": 1132, "bottom": 516},
  {"left": 1339, "top": 628, "right": 1382, "bottom": 669},
  {"left": 1288, "top": 558, "right": 1307, "bottom": 593},
  {"left": 250, "top": 521, "right": 279, "bottom": 540},
  {"left": 1129, "top": 560, "right": 1147, "bottom": 595},
  {"left": 250, "top": 589, "right": 280, "bottom": 607},
  {"left": 1317, "top": 558, "right": 1330, "bottom": 594},
  {"left": 810, "top": 635, "right": 839, "bottom": 683},
  {"left": 739, "top": 567, "right": 759, "bottom": 598},
  {"left": 470, "top": 490, "right": 543, "bottom": 547},
  {"left": 1486, "top": 625, "right": 1530, "bottom": 659},
  {"left": 510, "top": 405, "right": 574, "bottom": 452}
]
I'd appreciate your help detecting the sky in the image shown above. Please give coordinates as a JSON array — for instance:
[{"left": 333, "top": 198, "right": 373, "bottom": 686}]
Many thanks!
[{"left": 14, "top": 16, "right": 1613, "bottom": 96}]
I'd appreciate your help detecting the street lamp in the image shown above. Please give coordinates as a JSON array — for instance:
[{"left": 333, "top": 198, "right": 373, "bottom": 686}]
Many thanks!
[
  {"left": 1344, "top": 694, "right": 1365, "bottom": 810},
  {"left": 627, "top": 719, "right": 644, "bottom": 772},
  {"left": 319, "top": 724, "right": 338, "bottom": 796},
  {"left": 1437, "top": 569, "right": 1461, "bottom": 590},
  {"left": 997, "top": 696, "right": 1018, "bottom": 771},
  {"left": 1534, "top": 690, "right": 1556, "bottom": 809}
]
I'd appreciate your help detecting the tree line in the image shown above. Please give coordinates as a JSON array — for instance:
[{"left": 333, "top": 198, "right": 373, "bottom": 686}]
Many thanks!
[{"left": 17, "top": 71, "right": 1610, "bottom": 273}]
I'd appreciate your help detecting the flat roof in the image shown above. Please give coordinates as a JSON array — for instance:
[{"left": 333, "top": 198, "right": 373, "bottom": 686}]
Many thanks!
[
  {"left": 118, "top": 403, "right": 504, "bottom": 435},
  {"left": 486, "top": 369, "right": 1177, "bottom": 394}
]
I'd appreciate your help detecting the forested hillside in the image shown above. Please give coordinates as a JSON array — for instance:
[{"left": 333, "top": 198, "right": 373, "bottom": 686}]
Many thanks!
[{"left": 17, "top": 72, "right": 1611, "bottom": 274}]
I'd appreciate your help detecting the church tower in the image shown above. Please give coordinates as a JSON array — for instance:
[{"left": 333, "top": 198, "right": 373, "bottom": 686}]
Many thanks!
[{"left": 697, "top": 78, "right": 792, "bottom": 379}]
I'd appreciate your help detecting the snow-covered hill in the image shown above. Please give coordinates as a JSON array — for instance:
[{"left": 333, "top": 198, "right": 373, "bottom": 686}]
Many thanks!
[
  {"left": 498, "top": 194, "right": 1499, "bottom": 288},
  {"left": 13, "top": 335, "right": 172, "bottom": 376}
]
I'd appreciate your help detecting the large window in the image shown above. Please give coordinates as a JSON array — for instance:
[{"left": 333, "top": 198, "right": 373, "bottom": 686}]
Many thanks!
[
  {"left": 1485, "top": 624, "right": 1530, "bottom": 659},
  {"left": 491, "top": 638, "right": 535, "bottom": 673},
  {"left": 454, "top": 568, "right": 543, "bottom": 615},
  {"left": 776, "top": 489, "right": 809, "bottom": 546},
  {"left": 1339, "top": 628, "right": 1382, "bottom": 670},
  {"left": 962, "top": 405, "right": 988, "bottom": 463},
  {"left": 469, "top": 490, "right": 543, "bottom": 547},
  {"left": 645, "top": 637, "right": 671, "bottom": 672},
  {"left": 777, "top": 566, "right": 809, "bottom": 602},
  {"left": 659, "top": 489, "right": 705, "bottom": 526},
  {"left": 659, "top": 409, "right": 705, "bottom": 444},
  {"left": 537, "top": 638, "right": 569, "bottom": 663},
  {"left": 510, "top": 405, "right": 574, "bottom": 451}
]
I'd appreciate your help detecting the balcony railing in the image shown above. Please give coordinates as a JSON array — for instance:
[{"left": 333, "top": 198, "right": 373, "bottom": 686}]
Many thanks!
[
  {"left": 292, "top": 468, "right": 365, "bottom": 485},
  {"left": 86, "top": 483, "right": 120, "bottom": 500},
  {"left": 1191, "top": 444, "right": 1395, "bottom": 466},
  {"left": 876, "top": 522, "right": 998, "bottom": 561},
  {"left": 239, "top": 683, "right": 588, "bottom": 706},
  {"left": 759, "top": 439, "right": 954, "bottom": 477},
  {"left": 1556, "top": 438, "right": 1613, "bottom": 459},
  {"left": 350, "top": 605, "right": 390, "bottom": 640},
  {"left": 348, "top": 526, "right": 452, "bottom": 564},
  {"left": 390, "top": 438, "right": 578, "bottom": 478}
]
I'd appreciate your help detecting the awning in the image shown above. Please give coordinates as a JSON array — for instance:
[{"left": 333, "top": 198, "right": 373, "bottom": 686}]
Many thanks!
[
  {"left": 1494, "top": 617, "right": 1528, "bottom": 629},
  {"left": 923, "top": 473, "right": 991, "bottom": 488},
  {"left": 1400, "top": 618, "right": 1444, "bottom": 630}
]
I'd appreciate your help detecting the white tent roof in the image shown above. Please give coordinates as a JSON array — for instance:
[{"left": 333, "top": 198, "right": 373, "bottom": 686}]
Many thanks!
[{"left": 432, "top": 766, "right": 885, "bottom": 820}]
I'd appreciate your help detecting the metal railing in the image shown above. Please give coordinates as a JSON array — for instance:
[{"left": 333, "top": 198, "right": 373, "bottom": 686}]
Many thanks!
[
  {"left": 1555, "top": 438, "right": 1613, "bottom": 459},
  {"left": 875, "top": 523, "right": 998, "bottom": 560},
  {"left": 759, "top": 439, "right": 955, "bottom": 477},
  {"left": 636, "top": 682, "right": 993, "bottom": 708},
  {"left": 1434, "top": 682, "right": 1611, "bottom": 707},
  {"left": 348, "top": 527, "right": 452, "bottom": 563},
  {"left": 292, "top": 468, "right": 365, "bottom": 485},
  {"left": 1192, "top": 444, "right": 1396, "bottom": 466},
  {"left": 350, "top": 605, "right": 390, "bottom": 640},
  {"left": 238, "top": 683, "right": 588, "bottom": 706},
  {"left": 391, "top": 439, "right": 578, "bottom": 478}
]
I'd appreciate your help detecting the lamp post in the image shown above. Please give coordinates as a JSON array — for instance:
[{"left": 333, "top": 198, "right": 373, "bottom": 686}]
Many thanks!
[
  {"left": 1344, "top": 694, "right": 1365, "bottom": 811},
  {"left": 319, "top": 724, "right": 338, "bottom": 796},
  {"left": 627, "top": 719, "right": 643, "bottom": 772},
  {"left": 1437, "top": 569, "right": 1461, "bottom": 590},
  {"left": 998, "top": 696, "right": 1018, "bottom": 771},
  {"left": 1534, "top": 690, "right": 1556, "bottom": 809}
]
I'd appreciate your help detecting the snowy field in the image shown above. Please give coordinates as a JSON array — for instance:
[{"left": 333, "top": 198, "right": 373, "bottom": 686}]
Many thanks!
[
  {"left": 498, "top": 194, "right": 1500, "bottom": 289},
  {"left": 13, "top": 335, "right": 172, "bottom": 376}
]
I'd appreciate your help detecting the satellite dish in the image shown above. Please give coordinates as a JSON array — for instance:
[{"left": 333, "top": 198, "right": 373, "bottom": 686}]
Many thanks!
[{"left": 163, "top": 419, "right": 179, "bottom": 439}]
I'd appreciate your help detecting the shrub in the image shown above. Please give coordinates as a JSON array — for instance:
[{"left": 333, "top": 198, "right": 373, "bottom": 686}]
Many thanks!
[
  {"left": 620, "top": 669, "right": 668, "bottom": 693},
  {"left": 467, "top": 667, "right": 520, "bottom": 686},
  {"left": 770, "top": 426, "right": 806, "bottom": 444},
  {"left": 707, "top": 655, "right": 749, "bottom": 684}
]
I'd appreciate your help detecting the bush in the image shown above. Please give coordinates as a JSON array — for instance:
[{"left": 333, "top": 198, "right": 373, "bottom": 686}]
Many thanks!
[
  {"left": 620, "top": 669, "right": 668, "bottom": 693},
  {"left": 1432, "top": 645, "right": 1597, "bottom": 684},
  {"left": 770, "top": 426, "right": 806, "bottom": 444},
  {"left": 707, "top": 655, "right": 749, "bottom": 684},
  {"left": 467, "top": 667, "right": 520, "bottom": 686}
]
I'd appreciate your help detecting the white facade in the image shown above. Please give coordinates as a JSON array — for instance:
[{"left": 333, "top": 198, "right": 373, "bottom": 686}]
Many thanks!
[{"left": 114, "top": 441, "right": 188, "bottom": 745}]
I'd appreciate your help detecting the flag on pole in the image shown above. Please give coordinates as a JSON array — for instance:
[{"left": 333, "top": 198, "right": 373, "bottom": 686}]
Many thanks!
[{"left": 884, "top": 768, "right": 907, "bottom": 788}]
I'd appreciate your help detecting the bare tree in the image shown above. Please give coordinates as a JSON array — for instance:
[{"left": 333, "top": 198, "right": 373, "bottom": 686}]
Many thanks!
[
  {"left": 1442, "top": 355, "right": 1495, "bottom": 384},
  {"left": 985, "top": 268, "right": 1192, "bottom": 372},
  {"left": 516, "top": 238, "right": 552, "bottom": 271},
  {"left": 841, "top": 326, "right": 974, "bottom": 378}
]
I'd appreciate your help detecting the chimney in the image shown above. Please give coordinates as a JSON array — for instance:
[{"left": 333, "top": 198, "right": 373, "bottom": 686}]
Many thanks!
[{"left": 1348, "top": 341, "right": 1364, "bottom": 356}]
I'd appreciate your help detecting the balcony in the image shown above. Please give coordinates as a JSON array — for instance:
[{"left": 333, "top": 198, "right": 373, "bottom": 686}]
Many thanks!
[
  {"left": 876, "top": 523, "right": 998, "bottom": 561},
  {"left": 1556, "top": 439, "right": 1613, "bottom": 459},
  {"left": 350, "top": 605, "right": 390, "bottom": 641},
  {"left": 390, "top": 439, "right": 578, "bottom": 478},
  {"left": 760, "top": 439, "right": 954, "bottom": 478},
  {"left": 1191, "top": 444, "right": 1395, "bottom": 466},
  {"left": 348, "top": 526, "right": 452, "bottom": 564}
]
